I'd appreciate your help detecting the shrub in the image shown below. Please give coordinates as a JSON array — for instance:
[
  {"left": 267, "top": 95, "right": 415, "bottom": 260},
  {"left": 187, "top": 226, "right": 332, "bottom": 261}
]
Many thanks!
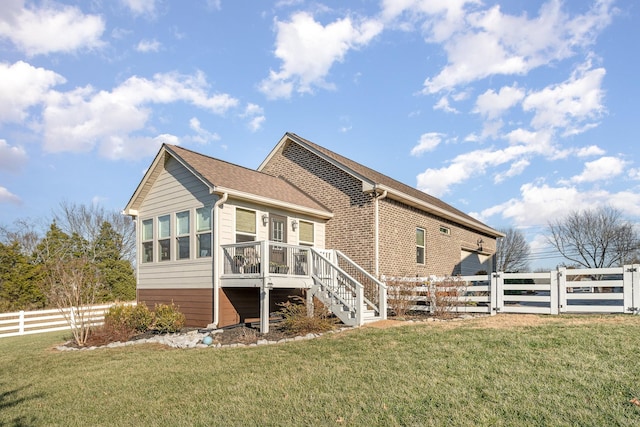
[
  {"left": 278, "top": 296, "right": 336, "bottom": 335},
  {"left": 153, "top": 302, "right": 185, "bottom": 334},
  {"left": 429, "top": 276, "right": 466, "bottom": 319},
  {"left": 103, "top": 303, "right": 154, "bottom": 333},
  {"left": 129, "top": 303, "right": 155, "bottom": 332},
  {"left": 86, "top": 303, "right": 141, "bottom": 346},
  {"left": 386, "top": 278, "right": 420, "bottom": 318}
]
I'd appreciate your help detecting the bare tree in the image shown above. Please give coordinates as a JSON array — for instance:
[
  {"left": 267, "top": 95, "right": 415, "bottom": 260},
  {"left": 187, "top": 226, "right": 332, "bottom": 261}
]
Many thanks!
[
  {"left": 0, "top": 218, "right": 46, "bottom": 256},
  {"left": 547, "top": 206, "right": 639, "bottom": 268},
  {"left": 496, "top": 227, "right": 531, "bottom": 272},
  {"left": 53, "top": 201, "right": 136, "bottom": 264}
]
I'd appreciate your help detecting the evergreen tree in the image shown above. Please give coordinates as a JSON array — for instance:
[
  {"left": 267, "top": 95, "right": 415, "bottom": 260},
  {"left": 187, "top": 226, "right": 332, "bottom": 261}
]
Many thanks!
[
  {"left": 0, "top": 242, "right": 45, "bottom": 311},
  {"left": 94, "top": 222, "right": 136, "bottom": 301}
]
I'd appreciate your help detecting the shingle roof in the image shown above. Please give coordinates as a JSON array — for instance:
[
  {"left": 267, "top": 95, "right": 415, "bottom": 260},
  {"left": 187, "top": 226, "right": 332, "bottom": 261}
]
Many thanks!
[
  {"left": 166, "top": 144, "right": 330, "bottom": 214},
  {"left": 286, "top": 133, "right": 499, "bottom": 235}
]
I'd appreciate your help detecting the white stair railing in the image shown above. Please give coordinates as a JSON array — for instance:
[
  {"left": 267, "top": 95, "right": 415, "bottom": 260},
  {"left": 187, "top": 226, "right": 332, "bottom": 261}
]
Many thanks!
[{"left": 310, "top": 249, "right": 364, "bottom": 326}]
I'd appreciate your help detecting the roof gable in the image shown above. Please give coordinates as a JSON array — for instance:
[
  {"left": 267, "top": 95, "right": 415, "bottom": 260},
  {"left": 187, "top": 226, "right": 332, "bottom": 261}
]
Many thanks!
[
  {"left": 124, "top": 144, "right": 331, "bottom": 218},
  {"left": 259, "top": 132, "right": 502, "bottom": 238}
]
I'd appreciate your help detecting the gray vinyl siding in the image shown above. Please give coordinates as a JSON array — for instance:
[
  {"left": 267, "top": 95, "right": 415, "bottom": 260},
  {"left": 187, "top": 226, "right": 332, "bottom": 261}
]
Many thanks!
[{"left": 138, "top": 157, "right": 215, "bottom": 290}]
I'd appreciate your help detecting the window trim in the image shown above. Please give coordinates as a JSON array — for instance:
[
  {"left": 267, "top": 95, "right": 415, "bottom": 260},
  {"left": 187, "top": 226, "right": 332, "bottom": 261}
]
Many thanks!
[
  {"left": 298, "top": 220, "right": 314, "bottom": 246},
  {"left": 416, "top": 227, "right": 426, "bottom": 265},
  {"left": 158, "top": 214, "right": 171, "bottom": 261},
  {"left": 196, "top": 206, "right": 212, "bottom": 258},
  {"left": 176, "top": 210, "right": 190, "bottom": 260},
  {"left": 141, "top": 218, "right": 154, "bottom": 263},
  {"left": 439, "top": 226, "right": 451, "bottom": 236},
  {"left": 235, "top": 207, "right": 257, "bottom": 242}
]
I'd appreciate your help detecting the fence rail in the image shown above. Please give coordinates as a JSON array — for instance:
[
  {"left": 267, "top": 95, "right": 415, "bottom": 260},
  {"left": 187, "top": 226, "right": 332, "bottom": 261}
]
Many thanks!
[
  {"left": 0, "top": 302, "right": 136, "bottom": 339},
  {"left": 385, "top": 264, "right": 640, "bottom": 316}
]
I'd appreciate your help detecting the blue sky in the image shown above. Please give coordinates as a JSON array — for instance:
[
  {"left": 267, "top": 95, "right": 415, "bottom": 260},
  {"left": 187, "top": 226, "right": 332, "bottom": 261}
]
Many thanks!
[{"left": 0, "top": 0, "right": 637, "bottom": 269}]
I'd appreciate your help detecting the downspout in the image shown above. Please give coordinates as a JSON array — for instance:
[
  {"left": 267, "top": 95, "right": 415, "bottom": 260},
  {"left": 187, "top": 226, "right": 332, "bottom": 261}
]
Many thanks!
[
  {"left": 212, "top": 192, "right": 228, "bottom": 328},
  {"left": 374, "top": 188, "right": 388, "bottom": 278}
]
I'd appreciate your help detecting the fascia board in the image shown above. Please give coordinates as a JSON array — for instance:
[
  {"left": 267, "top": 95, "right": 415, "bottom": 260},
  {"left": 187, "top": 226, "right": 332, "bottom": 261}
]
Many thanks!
[{"left": 377, "top": 184, "right": 505, "bottom": 238}]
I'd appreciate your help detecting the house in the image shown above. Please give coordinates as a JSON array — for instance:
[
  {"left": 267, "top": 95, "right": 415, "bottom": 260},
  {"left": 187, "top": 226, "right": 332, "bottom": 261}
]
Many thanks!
[{"left": 123, "top": 133, "right": 502, "bottom": 332}]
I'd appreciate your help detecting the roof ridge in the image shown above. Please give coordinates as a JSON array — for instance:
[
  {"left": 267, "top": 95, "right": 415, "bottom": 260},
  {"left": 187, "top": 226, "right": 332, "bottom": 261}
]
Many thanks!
[{"left": 287, "top": 133, "right": 488, "bottom": 229}]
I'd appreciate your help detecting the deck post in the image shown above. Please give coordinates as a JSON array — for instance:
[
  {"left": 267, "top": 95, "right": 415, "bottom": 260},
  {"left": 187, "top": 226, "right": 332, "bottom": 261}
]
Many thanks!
[
  {"left": 260, "top": 240, "right": 270, "bottom": 334},
  {"left": 260, "top": 285, "right": 270, "bottom": 334}
]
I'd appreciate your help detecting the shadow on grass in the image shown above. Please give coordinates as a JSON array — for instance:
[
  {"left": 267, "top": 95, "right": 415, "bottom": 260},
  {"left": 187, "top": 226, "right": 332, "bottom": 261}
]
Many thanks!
[{"left": 0, "top": 384, "right": 43, "bottom": 427}]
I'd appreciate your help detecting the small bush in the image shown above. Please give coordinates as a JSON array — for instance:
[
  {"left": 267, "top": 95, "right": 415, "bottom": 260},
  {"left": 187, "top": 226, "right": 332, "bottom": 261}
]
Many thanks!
[
  {"left": 153, "top": 302, "right": 185, "bottom": 334},
  {"left": 386, "top": 278, "right": 421, "bottom": 318},
  {"left": 429, "top": 276, "right": 466, "bottom": 319},
  {"left": 278, "top": 296, "right": 336, "bottom": 335},
  {"left": 85, "top": 304, "right": 140, "bottom": 346},
  {"left": 103, "top": 303, "right": 154, "bottom": 333},
  {"left": 129, "top": 303, "right": 155, "bottom": 332}
]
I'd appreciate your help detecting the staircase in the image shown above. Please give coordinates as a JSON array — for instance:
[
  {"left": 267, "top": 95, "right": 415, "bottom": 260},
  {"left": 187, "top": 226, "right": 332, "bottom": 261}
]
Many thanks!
[{"left": 310, "top": 249, "right": 386, "bottom": 326}]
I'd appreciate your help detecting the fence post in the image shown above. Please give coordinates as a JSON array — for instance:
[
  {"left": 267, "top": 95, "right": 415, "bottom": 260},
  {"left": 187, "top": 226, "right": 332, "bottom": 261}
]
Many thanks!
[
  {"left": 429, "top": 283, "right": 436, "bottom": 314},
  {"left": 623, "top": 265, "right": 634, "bottom": 313},
  {"left": 492, "top": 272, "right": 503, "bottom": 314},
  {"left": 18, "top": 310, "right": 24, "bottom": 335},
  {"left": 549, "top": 270, "right": 559, "bottom": 315},
  {"left": 557, "top": 267, "right": 566, "bottom": 313},
  {"left": 630, "top": 264, "right": 640, "bottom": 315}
]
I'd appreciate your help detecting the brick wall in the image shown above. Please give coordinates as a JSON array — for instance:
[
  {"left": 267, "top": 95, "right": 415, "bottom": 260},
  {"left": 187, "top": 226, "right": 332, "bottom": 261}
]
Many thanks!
[
  {"left": 378, "top": 198, "right": 495, "bottom": 277},
  {"left": 262, "top": 140, "right": 497, "bottom": 278},
  {"left": 261, "top": 142, "right": 376, "bottom": 272}
]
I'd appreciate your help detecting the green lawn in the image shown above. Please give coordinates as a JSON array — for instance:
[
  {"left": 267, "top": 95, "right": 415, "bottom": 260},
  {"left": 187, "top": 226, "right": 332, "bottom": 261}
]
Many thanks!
[{"left": 1, "top": 315, "right": 639, "bottom": 426}]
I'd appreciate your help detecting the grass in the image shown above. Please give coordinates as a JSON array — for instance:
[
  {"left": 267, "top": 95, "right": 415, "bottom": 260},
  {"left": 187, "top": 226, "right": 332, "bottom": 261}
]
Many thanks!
[{"left": 1, "top": 315, "right": 640, "bottom": 426}]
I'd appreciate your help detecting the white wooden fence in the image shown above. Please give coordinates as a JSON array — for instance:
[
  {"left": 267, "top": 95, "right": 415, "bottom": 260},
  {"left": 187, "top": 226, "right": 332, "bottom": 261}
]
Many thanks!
[
  {"left": 0, "top": 302, "right": 136, "bottom": 339},
  {"left": 385, "top": 264, "right": 640, "bottom": 316}
]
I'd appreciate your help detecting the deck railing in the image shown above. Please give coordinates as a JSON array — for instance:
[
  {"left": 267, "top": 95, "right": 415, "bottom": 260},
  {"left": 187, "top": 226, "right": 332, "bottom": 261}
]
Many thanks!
[
  {"left": 310, "top": 249, "right": 364, "bottom": 325},
  {"left": 221, "top": 241, "right": 312, "bottom": 277},
  {"left": 334, "top": 250, "right": 387, "bottom": 318}
]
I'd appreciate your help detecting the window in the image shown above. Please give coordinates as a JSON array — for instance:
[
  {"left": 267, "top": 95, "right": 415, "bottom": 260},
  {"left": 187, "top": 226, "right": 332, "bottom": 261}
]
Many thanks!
[
  {"left": 158, "top": 215, "right": 171, "bottom": 261},
  {"left": 416, "top": 228, "right": 425, "bottom": 264},
  {"left": 141, "top": 219, "right": 153, "bottom": 263},
  {"left": 176, "top": 211, "right": 190, "bottom": 260},
  {"left": 299, "top": 221, "right": 314, "bottom": 246},
  {"left": 235, "top": 208, "right": 256, "bottom": 242},
  {"left": 196, "top": 207, "right": 212, "bottom": 258},
  {"left": 439, "top": 226, "right": 451, "bottom": 235}
]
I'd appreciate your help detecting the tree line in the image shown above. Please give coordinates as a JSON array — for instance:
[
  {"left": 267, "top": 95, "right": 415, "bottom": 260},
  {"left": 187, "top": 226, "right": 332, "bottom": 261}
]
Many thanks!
[{"left": 0, "top": 202, "right": 135, "bottom": 312}]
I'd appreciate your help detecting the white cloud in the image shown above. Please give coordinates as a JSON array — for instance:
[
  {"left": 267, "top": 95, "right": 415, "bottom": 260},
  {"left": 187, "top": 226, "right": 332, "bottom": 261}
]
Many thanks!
[
  {"left": 0, "top": 61, "right": 65, "bottom": 123},
  {"left": 99, "top": 134, "right": 178, "bottom": 160},
  {"left": 0, "top": 139, "right": 28, "bottom": 173},
  {"left": 120, "top": 0, "right": 157, "bottom": 17},
  {"left": 0, "top": 186, "right": 21, "bottom": 205},
  {"left": 564, "top": 156, "right": 627, "bottom": 184},
  {"left": 418, "top": 0, "right": 613, "bottom": 94},
  {"left": 259, "top": 11, "right": 383, "bottom": 99},
  {"left": 475, "top": 182, "right": 640, "bottom": 228},
  {"left": 42, "top": 71, "right": 239, "bottom": 158},
  {"left": 523, "top": 62, "right": 606, "bottom": 134},
  {"left": 188, "top": 117, "right": 220, "bottom": 144},
  {"left": 474, "top": 85, "right": 525, "bottom": 119},
  {"left": 433, "top": 96, "right": 458, "bottom": 113},
  {"left": 241, "top": 103, "right": 265, "bottom": 132},
  {"left": 411, "top": 132, "right": 444, "bottom": 156},
  {"left": 494, "top": 159, "right": 530, "bottom": 183},
  {"left": 575, "top": 145, "right": 605, "bottom": 157},
  {"left": 417, "top": 129, "right": 557, "bottom": 196},
  {"left": 136, "top": 39, "right": 161, "bottom": 52},
  {"left": 0, "top": 0, "right": 105, "bottom": 56}
]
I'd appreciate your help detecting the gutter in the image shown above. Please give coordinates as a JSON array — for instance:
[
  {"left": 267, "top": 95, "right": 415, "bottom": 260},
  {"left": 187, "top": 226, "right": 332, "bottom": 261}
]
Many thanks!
[{"left": 212, "top": 192, "right": 228, "bottom": 328}]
